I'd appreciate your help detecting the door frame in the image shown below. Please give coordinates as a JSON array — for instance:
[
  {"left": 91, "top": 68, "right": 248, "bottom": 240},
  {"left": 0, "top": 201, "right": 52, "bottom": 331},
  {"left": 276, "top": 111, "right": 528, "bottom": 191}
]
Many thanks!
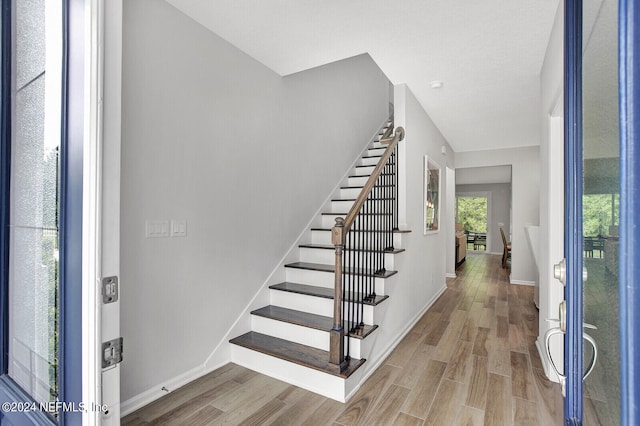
[
  {"left": 0, "top": 0, "right": 109, "bottom": 424},
  {"left": 563, "top": 0, "right": 584, "bottom": 423},
  {"left": 618, "top": 0, "right": 640, "bottom": 423}
]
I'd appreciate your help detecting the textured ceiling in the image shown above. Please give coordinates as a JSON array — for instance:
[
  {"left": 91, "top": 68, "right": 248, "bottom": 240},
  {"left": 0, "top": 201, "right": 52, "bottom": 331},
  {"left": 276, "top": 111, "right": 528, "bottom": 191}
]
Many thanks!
[{"left": 166, "top": 0, "right": 560, "bottom": 153}]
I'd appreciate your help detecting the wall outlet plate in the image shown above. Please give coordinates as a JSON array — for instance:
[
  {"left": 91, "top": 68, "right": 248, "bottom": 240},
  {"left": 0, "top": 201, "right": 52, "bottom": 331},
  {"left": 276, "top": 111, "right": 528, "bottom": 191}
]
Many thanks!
[
  {"left": 171, "top": 220, "right": 187, "bottom": 237},
  {"left": 146, "top": 220, "right": 169, "bottom": 238}
]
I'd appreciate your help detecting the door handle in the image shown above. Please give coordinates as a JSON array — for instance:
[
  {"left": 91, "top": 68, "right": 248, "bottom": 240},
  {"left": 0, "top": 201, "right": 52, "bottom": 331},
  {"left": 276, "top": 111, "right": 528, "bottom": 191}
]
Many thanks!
[
  {"left": 554, "top": 258, "right": 566, "bottom": 285},
  {"left": 553, "top": 258, "right": 589, "bottom": 285},
  {"left": 543, "top": 325, "right": 599, "bottom": 396},
  {"left": 582, "top": 332, "right": 598, "bottom": 380}
]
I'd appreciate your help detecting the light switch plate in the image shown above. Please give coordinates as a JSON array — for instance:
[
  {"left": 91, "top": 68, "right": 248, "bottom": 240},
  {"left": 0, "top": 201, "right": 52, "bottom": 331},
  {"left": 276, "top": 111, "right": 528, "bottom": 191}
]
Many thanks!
[
  {"left": 171, "top": 220, "right": 187, "bottom": 237},
  {"left": 146, "top": 220, "right": 169, "bottom": 238}
]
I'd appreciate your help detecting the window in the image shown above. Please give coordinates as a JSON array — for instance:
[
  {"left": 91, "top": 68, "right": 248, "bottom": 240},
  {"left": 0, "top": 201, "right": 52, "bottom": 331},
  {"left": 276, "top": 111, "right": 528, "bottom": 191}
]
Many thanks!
[{"left": 456, "top": 196, "right": 488, "bottom": 251}]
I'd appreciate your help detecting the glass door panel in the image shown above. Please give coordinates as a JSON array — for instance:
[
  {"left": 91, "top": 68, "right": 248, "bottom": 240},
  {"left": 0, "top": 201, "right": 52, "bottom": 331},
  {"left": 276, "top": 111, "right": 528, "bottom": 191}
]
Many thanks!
[
  {"left": 582, "top": 0, "right": 620, "bottom": 423},
  {"left": 5, "top": 0, "right": 63, "bottom": 409}
]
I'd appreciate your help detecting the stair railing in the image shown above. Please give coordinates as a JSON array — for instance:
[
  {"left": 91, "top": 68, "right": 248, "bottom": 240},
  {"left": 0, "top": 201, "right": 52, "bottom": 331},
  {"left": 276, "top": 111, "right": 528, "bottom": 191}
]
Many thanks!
[{"left": 329, "top": 123, "right": 405, "bottom": 372}]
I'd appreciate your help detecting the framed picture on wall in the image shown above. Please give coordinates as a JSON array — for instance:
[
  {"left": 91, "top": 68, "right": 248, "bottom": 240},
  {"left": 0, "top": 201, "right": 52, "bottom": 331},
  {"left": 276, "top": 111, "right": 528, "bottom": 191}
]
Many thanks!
[{"left": 424, "top": 156, "right": 441, "bottom": 234}]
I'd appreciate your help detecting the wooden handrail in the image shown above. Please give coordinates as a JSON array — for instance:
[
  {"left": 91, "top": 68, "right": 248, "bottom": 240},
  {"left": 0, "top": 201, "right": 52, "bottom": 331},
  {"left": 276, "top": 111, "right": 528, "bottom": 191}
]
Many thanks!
[{"left": 341, "top": 127, "right": 404, "bottom": 234}]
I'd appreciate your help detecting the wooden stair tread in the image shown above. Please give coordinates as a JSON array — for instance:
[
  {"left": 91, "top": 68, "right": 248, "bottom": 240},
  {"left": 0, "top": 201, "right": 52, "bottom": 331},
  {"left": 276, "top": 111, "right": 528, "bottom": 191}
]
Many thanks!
[
  {"left": 230, "top": 332, "right": 365, "bottom": 378},
  {"left": 251, "top": 305, "right": 378, "bottom": 338},
  {"left": 298, "top": 243, "right": 405, "bottom": 254},
  {"left": 285, "top": 261, "right": 397, "bottom": 278},
  {"left": 340, "top": 185, "right": 394, "bottom": 189},
  {"left": 331, "top": 197, "right": 395, "bottom": 201},
  {"left": 356, "top": 162, "right": 394, "bottom": 167},
  {"left": 348, "top": 173, "right": 394, "bottom": 179},
  {"left": 311, "top": 228, "right": 411, "bottom": 234},
  {"left": 269, "top": 282, "right": 389, "bottom": 306},
  {"left": 322, "top": 212, "right": 393, "bottom": 216}
]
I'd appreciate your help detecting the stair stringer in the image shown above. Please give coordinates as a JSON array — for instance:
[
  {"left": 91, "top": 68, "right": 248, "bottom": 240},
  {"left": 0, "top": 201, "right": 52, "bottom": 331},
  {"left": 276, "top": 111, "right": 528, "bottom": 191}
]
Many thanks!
[{"left": 203, "top": 118, "right": 392, "bottom": 373}]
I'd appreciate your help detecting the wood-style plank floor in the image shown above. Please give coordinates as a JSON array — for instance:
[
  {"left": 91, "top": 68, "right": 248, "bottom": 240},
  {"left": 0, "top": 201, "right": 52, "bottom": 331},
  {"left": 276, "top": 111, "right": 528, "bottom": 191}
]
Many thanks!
[{"left": 122, "top": 253, "right": 564, "bottom": 425}]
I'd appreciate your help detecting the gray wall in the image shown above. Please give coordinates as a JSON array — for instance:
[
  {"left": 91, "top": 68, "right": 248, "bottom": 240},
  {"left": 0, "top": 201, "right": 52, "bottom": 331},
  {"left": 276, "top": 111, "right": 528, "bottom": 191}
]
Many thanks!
[
  {"left": 120, "top": 0, "right": 389, "bottom": 401},
  {"left": 456, "top": 183, "right": 512, "bottom": 254},
  {"left": 369, "top": 84, "right": 454, "bottom": 359}
]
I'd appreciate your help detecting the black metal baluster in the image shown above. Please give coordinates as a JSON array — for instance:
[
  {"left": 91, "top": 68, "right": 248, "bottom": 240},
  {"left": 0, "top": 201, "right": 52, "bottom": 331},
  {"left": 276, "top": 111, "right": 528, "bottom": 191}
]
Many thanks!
[
  {"left": 361, "top": 196, "right": 368, "bottom": 327},
  {"left": 394, "top": 146, "right": 398, "bottom": 231},
  {"left": 385, "top": 158, "right": 391, "bottom": 253},
  {"left": 390, "top": 152, "right": 395, "bottom": 246},
  {"left": 379, "top": 173, "right": 384, "bottom": 275},
  {"left": 343, "top": 229, "right": 349, "bottom": 361},
  {"left": 356, "top": 212, "right": 362, "bottom": 334},
  {"left": 370, "top": 177, "right": 380, "bottom": 280}
]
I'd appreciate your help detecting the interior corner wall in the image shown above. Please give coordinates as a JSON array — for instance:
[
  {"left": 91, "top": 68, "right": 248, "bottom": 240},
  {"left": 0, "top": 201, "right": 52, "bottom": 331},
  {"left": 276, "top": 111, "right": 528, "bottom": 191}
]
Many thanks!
[
  {"left": 446, "top": 167, "right": 456, "bottom": 276},
  {"left": 455, "top": 147, "right": 540, "bottom": 284},
  {"left": 373, "top": 83, "right": 454, "bottom": 347},
  {"left": 120, "top": 0, "right": 389, "bottom": 401}
]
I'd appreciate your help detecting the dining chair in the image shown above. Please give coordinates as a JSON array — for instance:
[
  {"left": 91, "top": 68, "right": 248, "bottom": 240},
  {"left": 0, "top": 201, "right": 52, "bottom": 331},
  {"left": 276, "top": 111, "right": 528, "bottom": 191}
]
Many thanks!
[{"left": 500, "top": 227, "right": 511, "bottom": 268}]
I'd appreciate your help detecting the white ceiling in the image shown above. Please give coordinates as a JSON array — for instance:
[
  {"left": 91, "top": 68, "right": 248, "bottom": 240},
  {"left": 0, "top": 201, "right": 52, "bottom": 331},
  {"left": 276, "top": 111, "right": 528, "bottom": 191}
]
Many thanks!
[{"left": 166, "top": 0, "right": 560, "bottom": 153}]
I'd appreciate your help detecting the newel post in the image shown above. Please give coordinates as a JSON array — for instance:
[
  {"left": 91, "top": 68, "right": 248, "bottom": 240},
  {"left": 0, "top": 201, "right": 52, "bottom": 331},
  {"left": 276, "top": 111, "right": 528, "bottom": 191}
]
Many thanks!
[{"left": 329, "top": 217, "right": 346, "bottom": 371}]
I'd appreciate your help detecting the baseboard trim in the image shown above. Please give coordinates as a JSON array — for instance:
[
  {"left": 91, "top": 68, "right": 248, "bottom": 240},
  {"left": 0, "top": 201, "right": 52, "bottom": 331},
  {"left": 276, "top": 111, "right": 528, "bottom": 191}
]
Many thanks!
[
  {"left": 344, "top": 284, "right": 447, "bottom": 402},
  {"left": 445, "top": 273, "right": 457, "bottom": 278},
  {"left": 120, "top": 363, "right": 207, "bottom": 417},
  {"left": 509, "top": 279, "right": 536, "bottom": 286}
]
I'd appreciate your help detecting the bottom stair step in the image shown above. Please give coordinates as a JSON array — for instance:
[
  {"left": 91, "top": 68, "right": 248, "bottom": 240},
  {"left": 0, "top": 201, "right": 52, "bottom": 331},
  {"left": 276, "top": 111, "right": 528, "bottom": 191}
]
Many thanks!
[{"left": 229, "top": 331, "right": 365, "bottom": 378}]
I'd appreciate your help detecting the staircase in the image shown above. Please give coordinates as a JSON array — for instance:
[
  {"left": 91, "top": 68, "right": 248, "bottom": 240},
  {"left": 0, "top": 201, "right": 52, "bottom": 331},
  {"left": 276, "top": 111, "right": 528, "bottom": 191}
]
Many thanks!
[{"left": 229, "top": 120, "right": 408, "bottom": 402}]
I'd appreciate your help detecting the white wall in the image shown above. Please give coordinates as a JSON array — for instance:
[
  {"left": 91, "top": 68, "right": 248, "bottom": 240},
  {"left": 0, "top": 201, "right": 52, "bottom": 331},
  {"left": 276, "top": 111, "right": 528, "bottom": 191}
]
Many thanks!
[
  {"left": 446, "top": 167, "right": 456, "bottom": 276},
  {"left": 455, "top": 147, "right": 540, "bottom": 284},
  {"left": 358, "top": 84, "right": 455, "bottom": 369},
  {"left": 120, "top": 0, "right": 389, "bottom": 401},
  {"left": 456, "top": 183, "right": 512, "bottom": 254},
  {"left": 538, "top": 1, "right": 565, "bottom": 381}
]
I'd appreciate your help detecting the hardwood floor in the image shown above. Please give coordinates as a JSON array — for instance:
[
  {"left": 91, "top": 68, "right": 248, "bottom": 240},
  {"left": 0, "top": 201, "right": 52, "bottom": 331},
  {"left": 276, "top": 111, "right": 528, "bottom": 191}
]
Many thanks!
[{"left": 122, "top": 253, "right": 564, "bottom": 425}]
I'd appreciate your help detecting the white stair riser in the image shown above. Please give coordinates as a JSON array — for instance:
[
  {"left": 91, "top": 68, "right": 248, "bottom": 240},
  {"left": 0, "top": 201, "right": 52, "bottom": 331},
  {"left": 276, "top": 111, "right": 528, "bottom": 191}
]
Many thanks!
[
  {"left": 269, "top": 290, "right": 376, "bottom": 325},
  {"left": 339, "top": 188, "right": 363, "bottom": 199},
  {"left": 347, "top": 176, "right": 370, "bottom": 187},
  {"left": 230, "top": 345, "right": 347, "bottom": 402},
  {"left": 311, "top": 230, "right": 404, "bottom": 248},
  {"left": 299, "top": 247, "right": 395, "bottom": 268},
  {"left": 367, "top": 147, "right": 386, "bottom": 156},
  {"left": 250, "top": 316, "right": 364, "bottom": 359},
  {"left": 331, "top": 200, "right": 355, "bottom": 213},
  {"left": 360, "top": 156, "right": 380, "bottom": 167},
  {"left": 322, "top": 213, "right": 395, "bottom": 229},
  {"left": 354, "top": 166, "right": 375, "bottom": 176},
  {"left": 283, "top": 269, "right": 388, "bottom": 295}
]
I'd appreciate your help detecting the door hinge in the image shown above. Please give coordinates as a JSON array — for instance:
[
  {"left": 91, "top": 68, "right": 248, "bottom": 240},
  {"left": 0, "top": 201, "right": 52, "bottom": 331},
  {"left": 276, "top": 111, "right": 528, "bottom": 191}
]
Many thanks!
[
  {"left": 102, "top": 276, "right": 119, "bottom": 304},
  {"left": 102, "top": 338, "right": 123, "bottom": 368}
]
